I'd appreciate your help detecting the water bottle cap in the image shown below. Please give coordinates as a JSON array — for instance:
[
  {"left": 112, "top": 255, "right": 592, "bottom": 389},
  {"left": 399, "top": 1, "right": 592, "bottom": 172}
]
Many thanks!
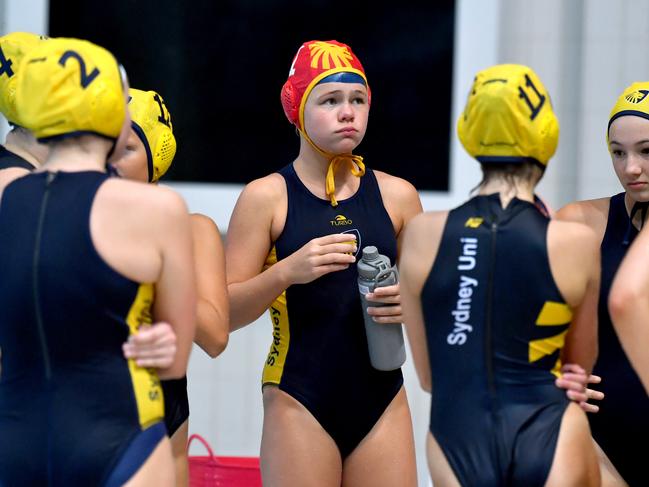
[{"left": 362, "top": 246, "right": 379, "bottom": 261}]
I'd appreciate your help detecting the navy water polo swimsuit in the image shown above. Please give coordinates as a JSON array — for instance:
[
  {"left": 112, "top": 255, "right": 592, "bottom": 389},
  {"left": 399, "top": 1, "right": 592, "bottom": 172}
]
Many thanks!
[
  {"left": 589, "top": 192, "right": 648, "bottom": 487},
  {"left": 0, "top": 171, "right": 165, "bottom": 486},
  {"left": 262, "top": 163, "right": 403, "bottom": 458},
  {"left": 422, "top": 194, "right": 573, "bottom": 486}
]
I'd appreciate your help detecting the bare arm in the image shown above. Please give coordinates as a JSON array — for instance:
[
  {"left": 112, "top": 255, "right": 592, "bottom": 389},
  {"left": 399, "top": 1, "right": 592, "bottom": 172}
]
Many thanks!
[
  {"left": 191, "top": 213, "right": 230, "bottom": 358},
  {"left": 553, "top": 204, "right": 607, "bottom": 410},
  {"left": 399, "top": 211, "right": 447, "bottom": 392},
  {"left": 609, "top": 224, "right": 649, "bottom": 394},
  {"left": 92, "top": 181, "right": 196, "bottom": 379},
  {"left": 151, "top": 190, "right": 196, "bottom": 379},
  {"left": 366, "top": 172, "right": 423, "bottom": 324},
  {"left": 549, "top": 220, "right": 600, "bottom": 373},
  {"left": 121, "top": 216, "right": 225, "bottom": 365},
  {"left": 561, "top": 255, "right": 600, "bottom": 373},
  {"left": 226, "top": 177, "right": 293, "bottom": 330}
]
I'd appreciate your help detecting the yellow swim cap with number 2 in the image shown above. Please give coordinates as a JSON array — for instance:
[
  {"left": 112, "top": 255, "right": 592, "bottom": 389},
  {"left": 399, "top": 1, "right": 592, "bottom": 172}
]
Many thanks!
[{"left": 16, "top": 37, "right": 126, "bottom": 141}]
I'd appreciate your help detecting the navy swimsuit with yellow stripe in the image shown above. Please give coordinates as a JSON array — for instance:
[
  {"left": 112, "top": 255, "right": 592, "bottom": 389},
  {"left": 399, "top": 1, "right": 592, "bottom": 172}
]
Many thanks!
[
  {"left": 263, "top": 164, "right": 403, "bottom": 458},
  {"left": 0, "top": 171, "right": 165, "bottom": 487},
  {"left": 422, "top": 194, "right": 571, "bottom": 487}
]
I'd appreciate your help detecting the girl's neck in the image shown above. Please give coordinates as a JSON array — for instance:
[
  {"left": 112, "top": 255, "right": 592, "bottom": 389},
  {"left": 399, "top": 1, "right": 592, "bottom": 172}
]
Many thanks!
[
  {"left": 38, "top": 136, "right": 110, "bottom": 174},
  {"left": 478, "top": 178, "right": 535, "bottom": 208},
  {"left": 294, "top": 137, "right": 330, "bottom": 179},
  {"left": 4, "top": 130, "right": 47, "bottom": 168},
  {"left": 293, "top": 136, "right": 360, "bottom": 201}
]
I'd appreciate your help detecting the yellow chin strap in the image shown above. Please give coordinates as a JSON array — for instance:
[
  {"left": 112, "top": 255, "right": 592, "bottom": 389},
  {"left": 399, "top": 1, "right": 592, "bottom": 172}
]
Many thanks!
[
  {"left": 300, "top": 128, "right": 366, "bottom": 207},
  {"left": 325, "top": 155, "right": 365, "bottom": 206}
]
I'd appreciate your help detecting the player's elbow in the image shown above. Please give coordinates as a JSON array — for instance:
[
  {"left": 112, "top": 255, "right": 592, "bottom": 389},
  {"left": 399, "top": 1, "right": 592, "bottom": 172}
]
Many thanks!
[
  {"left": 203, "top": 329, "right": 229, "bottom": 358},
  {"left": 418, "top": 371, "right": 432, "bottom": 393},
  {"left": 608, "top": 282, "right": 637, "bottom": 325}
]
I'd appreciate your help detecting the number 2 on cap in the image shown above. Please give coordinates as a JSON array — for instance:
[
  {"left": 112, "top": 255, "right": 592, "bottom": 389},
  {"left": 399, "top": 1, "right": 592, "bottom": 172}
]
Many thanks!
[{"left": 58, "top": 50, "right": 100, "bottom": 88}]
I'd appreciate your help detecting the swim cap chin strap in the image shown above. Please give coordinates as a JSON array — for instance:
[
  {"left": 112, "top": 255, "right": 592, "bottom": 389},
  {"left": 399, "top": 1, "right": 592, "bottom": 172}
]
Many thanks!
[
  {"left": 326, "top": 154, "right": 365, "bottom": 206},
  {"left": 623, "top": 201, "right": 649, "bottom": 246},
  {"left": 300, "top": 127, "right": 365, "bottom": 207}
]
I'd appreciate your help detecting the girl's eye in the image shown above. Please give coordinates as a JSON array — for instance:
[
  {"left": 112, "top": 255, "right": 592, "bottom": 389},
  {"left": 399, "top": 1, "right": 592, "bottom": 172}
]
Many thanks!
[
  {"left": 641, "top": 147, "right": 649, "bottom": 155},
  {"left": 126, "top": 145, "right": 137, "bottom": 152},
  {"left": 322, "top": 98, "right": 336, "bottom": 105},
  {"left": 612, "top": 150, "right": 624, "bottom": 157}
]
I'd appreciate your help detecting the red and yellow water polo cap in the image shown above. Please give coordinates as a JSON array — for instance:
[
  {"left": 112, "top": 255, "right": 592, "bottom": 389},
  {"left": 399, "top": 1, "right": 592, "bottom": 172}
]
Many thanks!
[
  {"left": 281, "top": 40, "right": 370, "bottom": 131},
  {"left": 281, "top": 40, "right": 370, "bottom": 206}
]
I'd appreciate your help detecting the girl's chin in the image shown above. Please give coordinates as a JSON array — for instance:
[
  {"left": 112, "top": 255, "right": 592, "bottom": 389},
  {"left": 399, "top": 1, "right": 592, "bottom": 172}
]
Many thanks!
[
  {"left": 324, "top": 141, "right": 361, "bottom": 155},
  {"left": 625, "top": 187, "right": 649, "bottom": 202}
]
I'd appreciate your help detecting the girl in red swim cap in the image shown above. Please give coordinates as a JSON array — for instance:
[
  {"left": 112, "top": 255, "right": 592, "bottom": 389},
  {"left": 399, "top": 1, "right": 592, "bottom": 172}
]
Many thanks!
[{"left": 226, "top": 40, "right": 421, "bottom": 486}]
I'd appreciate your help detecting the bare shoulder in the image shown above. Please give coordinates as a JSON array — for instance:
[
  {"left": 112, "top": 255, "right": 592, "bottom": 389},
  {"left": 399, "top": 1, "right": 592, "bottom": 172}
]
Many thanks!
[
  {"left": 190, "top": 213, "right": 223, "bottom": 248},
  {"left": 548, "top": 219, "right": 600, "bottom": 260},
  {"left": 550, "top": 219, "right": 598, "bottom": 241},
  {"left": 555, "top": 197, "right": 609, "bottom": 226},
  {"left": 99, "top": 178, "right": 188, "bottom": 218},
  {"left": 373, "top": 169, "right": 420, "bottom": 204},
  {"left": 373, "top": 170, "right": 422, "bottom": 235},
  {"left": 400, "top": 211, "right": 448, "bottom": 290},
  {"left": 402, "top": 210, "right": 448, "bottom": 252},
  {"left": 231, "top": 172, "right": 288, "bottom": 241},
  {"left": 237, "top": 172, "right": 286, "bottom": 207},
  {"left": 405, "top": 211, "right": 447, "bottom": 235},
  {"left": 191, "top": 212, "right": 219, "bottom": 233}
]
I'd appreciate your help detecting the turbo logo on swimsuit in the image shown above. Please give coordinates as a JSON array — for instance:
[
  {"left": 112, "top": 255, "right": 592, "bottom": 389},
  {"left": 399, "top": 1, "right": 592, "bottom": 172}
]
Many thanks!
[
  {"left": 330, "top": 214, "right": 353, "bottom": 226},
  {"left": 448, "top": 237, "right": 478, "bottom": 345}
]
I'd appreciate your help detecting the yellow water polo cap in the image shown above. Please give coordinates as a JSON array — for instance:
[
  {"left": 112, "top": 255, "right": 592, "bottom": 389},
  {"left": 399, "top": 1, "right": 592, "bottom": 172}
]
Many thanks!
[
  {"left": 128, "top": 88, "right": 176, "bottom": 182},
  {"left": 607, "top": 81, "right": 649, "bottom": 139},
  {"left": 0, "top": 32, "right": 48, "bottom": 126},
  {"left": 458, "top": 64, "right": 559, "bottom": 168},
  {"left": 16, "top": 37, "right": 126, "bottom": 142}
]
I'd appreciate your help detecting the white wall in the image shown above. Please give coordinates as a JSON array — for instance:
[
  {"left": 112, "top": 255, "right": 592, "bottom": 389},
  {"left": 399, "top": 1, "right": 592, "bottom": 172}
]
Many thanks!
[{"left": 495, "top": 0, "right": 649, "bottom": 208}]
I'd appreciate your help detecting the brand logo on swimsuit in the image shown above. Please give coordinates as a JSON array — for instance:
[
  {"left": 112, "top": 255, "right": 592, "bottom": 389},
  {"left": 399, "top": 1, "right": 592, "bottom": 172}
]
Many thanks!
[
  {"left": 448, "top": 237, "right": 478, "bottom": 346},
  {"left": 625, "top": 90, "right": 649, "bottom": 104},
  {"left": 464, "top": 217, "right": 483, "bottom": 228},
  {"left": 330, "top": 214, "right": 353, "bottom": 226}
]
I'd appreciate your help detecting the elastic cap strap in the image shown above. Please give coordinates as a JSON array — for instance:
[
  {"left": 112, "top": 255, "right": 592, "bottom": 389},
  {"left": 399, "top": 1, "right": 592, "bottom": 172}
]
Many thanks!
[{"left": 325, "top": 155, "right": 365, "bottom": 207}]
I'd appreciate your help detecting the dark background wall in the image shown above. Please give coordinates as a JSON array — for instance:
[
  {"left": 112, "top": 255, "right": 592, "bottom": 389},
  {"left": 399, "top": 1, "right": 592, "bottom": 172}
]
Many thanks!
[{"left": 50, "top": 0, "right": 454, "bottom": 190}]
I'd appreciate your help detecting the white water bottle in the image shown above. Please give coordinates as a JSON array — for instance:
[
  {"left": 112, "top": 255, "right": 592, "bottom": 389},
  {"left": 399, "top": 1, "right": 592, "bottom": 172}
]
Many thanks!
[{"left": 357, "top": 246, "right": 406, "bottom": 371}]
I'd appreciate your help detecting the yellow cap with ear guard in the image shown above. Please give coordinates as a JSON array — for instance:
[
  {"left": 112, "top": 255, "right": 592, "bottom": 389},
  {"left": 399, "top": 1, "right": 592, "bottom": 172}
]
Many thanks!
[
  {"left": 0, "top": 32, "right": 48, "bottom": 126},
  {"left": 128, "top": 88, "right": 176, "bottom": 182},
  {"left": 16, "top": 37, "right": 126, "bottom": 141},
  {"left": 458, "top": 64, "right": 559, "bottom": 168},
  {"left": 607, "top": 81, "right": 649, "bottom": 140}
]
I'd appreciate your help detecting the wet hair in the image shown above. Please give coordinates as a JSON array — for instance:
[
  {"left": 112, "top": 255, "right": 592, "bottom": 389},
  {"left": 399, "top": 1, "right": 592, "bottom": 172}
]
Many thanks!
[{"left": 471, "top": 160, "right": 543, "bottom": 195}]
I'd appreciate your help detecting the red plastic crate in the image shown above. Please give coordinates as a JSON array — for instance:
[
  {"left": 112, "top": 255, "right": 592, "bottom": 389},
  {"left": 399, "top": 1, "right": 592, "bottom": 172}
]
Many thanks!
[{"left": 187, "top": 434, "right": 262, "bottom": 487}]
